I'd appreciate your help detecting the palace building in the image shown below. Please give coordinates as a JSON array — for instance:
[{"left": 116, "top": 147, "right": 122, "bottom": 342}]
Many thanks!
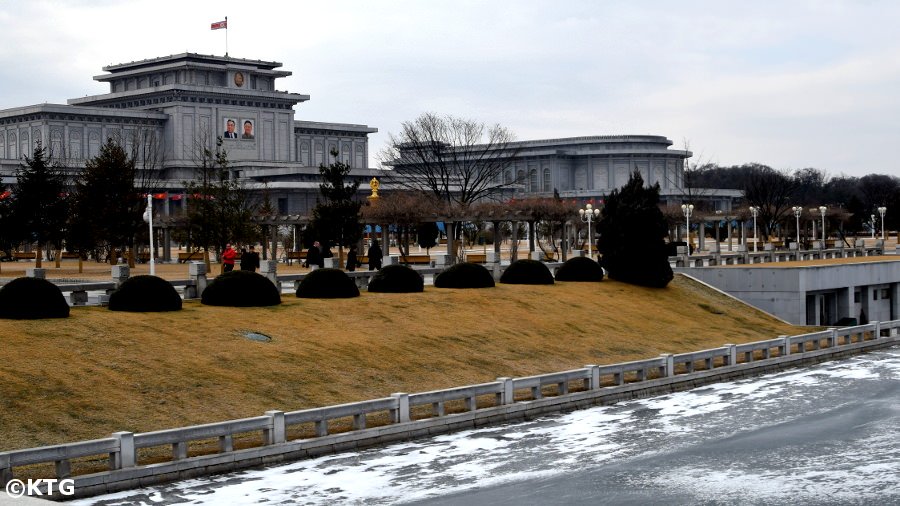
[{"left": 0, "top": 53, "right": 379, "bottom": 215}]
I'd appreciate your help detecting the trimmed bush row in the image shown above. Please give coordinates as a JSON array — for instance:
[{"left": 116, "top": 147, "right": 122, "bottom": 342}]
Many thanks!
[
  {"left": 202, "top": 270, "right": 281, "bottom": 307},
  {"left": 554, "top": 256, "right": 604, "bottom": 282},
  {"left": 434, "top": 262, "right": 495, "bottom": 289},
  {"left": 0, "top": 277, "right": 70, "bottom": 319},
  {"left": 296, "top": 268, "right": 360, "bottom": 298},
  {"left": 367, "top": 265, "right": 424, "bottom": 293},
  {"left": 500, "top": 259, "right": 554, "bottom": 285},
  {"left": 109, "top": 275, "right": 182, "bottom": 312}
]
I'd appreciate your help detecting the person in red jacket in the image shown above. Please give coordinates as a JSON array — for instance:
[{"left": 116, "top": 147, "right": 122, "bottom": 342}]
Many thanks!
[{"left": 221, "top": 243, "right": 237, "bottom": 272}]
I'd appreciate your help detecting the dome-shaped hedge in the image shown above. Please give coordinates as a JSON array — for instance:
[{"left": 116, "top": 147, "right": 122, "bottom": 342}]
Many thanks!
[
  {"left": 0, "top": 277, "right": 70, "bottom": 319},
  {"left": 367, "top": 264, "right": 424, "bottom": 293},
  {"left": 202, "top": 270, "right": 281, "bottom": 307},
  {"left": 296, "top": 268, "right": 360, "bottom": 298},
  {"left": 433, "top": 262, "right": 495, "bottom": 289},
  {"left": 109, "top": 275, "right": 182, "bottom": 312},
  {"left": 500, "top": 259, "right": 555, "bottom": 285},
  {"left": 554, "top": 256, "right": 604, "bottom": 282}
]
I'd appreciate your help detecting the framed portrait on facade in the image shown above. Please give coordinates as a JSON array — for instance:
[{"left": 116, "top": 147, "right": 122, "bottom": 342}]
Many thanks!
[
  {"left": 223, "top": 118, "right": 238, "bottom": 139},
  {"left": 241, "top": 119, "right": 255, "bottom": 140},
  {"left": 234, "top": 71, "right": 245, "bottom": 87}
]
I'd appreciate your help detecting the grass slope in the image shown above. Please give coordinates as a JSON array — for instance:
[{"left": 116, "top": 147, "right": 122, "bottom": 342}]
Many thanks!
[{"left": 0, "top": 275, "right": 804, "bottom": 451}]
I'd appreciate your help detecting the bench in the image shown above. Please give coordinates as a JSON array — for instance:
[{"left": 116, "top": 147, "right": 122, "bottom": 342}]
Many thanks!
[
  {"left": 398, "top": 255, "right": 432, "bottom": 265},
  {"left": 286, "top": 251, "right": 308, "bottom": 260},
  {"left": 13, "top": 252, "right": 35, "bottom": 261},
  {"left": 178, "top": 251, "right": 204, "bottom": 263},
  {"left": 466, "top": 253, "right": 487, "bottom": 263}
]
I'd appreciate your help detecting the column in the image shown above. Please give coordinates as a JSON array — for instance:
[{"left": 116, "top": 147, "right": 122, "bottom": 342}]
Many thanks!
[
  {"left": 698, "top": 220, "right": 706, "bottom": 251},
  {"left": 727, "top": 220, "right": 733, "bottom": 251}
]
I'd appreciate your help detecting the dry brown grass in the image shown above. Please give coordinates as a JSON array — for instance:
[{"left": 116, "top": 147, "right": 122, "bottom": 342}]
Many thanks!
[
  {"left": 0, "top": 274, "right": 805, "bottom": 451},
  {"left": 733, "top": 255, "right": 900, "bottom": 268}
]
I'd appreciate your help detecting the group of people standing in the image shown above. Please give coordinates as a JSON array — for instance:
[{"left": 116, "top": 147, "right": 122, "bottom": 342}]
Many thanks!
[
  {"left": 304, "top": 239, "right": 382, "bottom": 271},
  {"left": 218, "top": 239, "right": 383, "bottom": 273},
  {"left": 220, "top": 243, "right": 261, "bottom": 273}
]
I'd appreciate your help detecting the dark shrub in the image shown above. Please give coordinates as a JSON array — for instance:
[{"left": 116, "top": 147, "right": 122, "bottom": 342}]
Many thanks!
[
  {"left": 500, "top": 259, "right": 554, "bottom": 285},
  {"left": 109, "top": 275, "right": 182, "bottom": 312},
  {"left": 555, "top": 256, "right": 604, "bottom": 282},
  {"left": 202, "top": 270, "right": 281, "bottom": 307},
  {"left": 367, "top": 264, "right": 424, "bottom": 293},
  {"left": 434, "top": 262, "right": 495, "bottom": 289},
  {"left": 0, "top": 277, "right": 69, "bottom": 319},
  {"left": 296, "top": 268, "right": 360, "bottom": 298}
]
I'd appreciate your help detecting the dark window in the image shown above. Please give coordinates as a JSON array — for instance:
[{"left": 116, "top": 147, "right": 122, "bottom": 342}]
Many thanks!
[
  {"left": 277, "top": 198, "right": 288, "bottom": 215},
  {"left": 854, "top": 292, "right": 860, "bottom": 303}
]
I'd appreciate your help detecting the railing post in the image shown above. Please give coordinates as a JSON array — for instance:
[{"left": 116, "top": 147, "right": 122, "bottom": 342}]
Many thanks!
[
  {"left": 219, "top": 435, "right": 233, "bottom": 453},
  {"left": 260, "top": 260, "right": 280, "bottom": 291},
  {"left": 724, "top": 344, "right": 737, "bottom": 366},
  {"left": 111, "top": 265, "right": 130, "bottom": 289},
  {"left": 874, "top": 321, "right": 882, "bottom": 339},
  {"left": 265, "top": 410, "right": 286, "bottom": 444},
  {"left": 187, "top": 262, "right": 207, "bottom": 299},
  {"left": 584, "top": 365, "right": 600, "bottom": 389},
  {"left": 112, "top": 431, "right": 135, "bottom": 469},
  {"left": 660, "top": 354, "right": 674, "bottom": 377},
  {"left": 391, "top": 393, "right": 410, "bottom": 423},
  {"left": 0, "top": 453, "right": 12, "bottom": 486},
  {"left": 780, "top": 335, "right": 791, "bottom": 356},
  {"left": 497, "top": 377, "right": 514, "bottom": 405},
  {"left": 827, "top": 328, "right": 837, "bottom": 348}
]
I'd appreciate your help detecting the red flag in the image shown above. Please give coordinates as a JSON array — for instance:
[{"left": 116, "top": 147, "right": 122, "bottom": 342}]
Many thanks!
[
  {"left": 0, "top": 190, "right": 10, "bottom": 199},
  {"left": 153, "top": 193, "right": 167, "bottom": 200},
  {"left": 170, "top": 194, "right": 183, "bottom": 201},
  {"left": 211, "top": 20, "right": 227, "bottom": 30}
]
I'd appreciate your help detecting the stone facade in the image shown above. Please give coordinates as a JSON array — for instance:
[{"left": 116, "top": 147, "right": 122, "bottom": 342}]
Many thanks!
[{"left": 0, "top": 53, "right": 378, "bottom": 215}]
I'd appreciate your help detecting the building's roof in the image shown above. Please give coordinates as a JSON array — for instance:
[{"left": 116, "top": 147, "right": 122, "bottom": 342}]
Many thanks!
[
  {"left": 101, "top": 53, "right": 285, "bottom": 73},
  {"left": 0, "top": 103, "right": 168, "bottom": 122}
]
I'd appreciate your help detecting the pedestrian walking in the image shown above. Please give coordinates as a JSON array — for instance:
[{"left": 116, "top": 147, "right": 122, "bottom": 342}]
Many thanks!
[
  {"left": 368, "top": 239, "right": 382, "bottom": 270},
  {"left": 221, "top": 243, "right": 237, "bottom": 273},
  {"left": 241, "top": 245, "right": 260, "bottom": 272}
]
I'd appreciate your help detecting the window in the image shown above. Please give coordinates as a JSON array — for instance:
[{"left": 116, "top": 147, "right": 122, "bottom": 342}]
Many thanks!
[
  {"left": 882, "top": 288, "right": 891, "bottom": 299},
  {"left": 854, "top": 292, "right": 860, "bottom": 303},
  {"left": 542, "top": 168, "right": 552, "bottom": 192},
  {"left": 277, "top": 198, "right": 288, "bottom": 215},
  {"left": 529, "top": 169, "right": 537, "bottom": 193},
  {"left": 873, "top": 291, "right": 878, "bottom": 301}
]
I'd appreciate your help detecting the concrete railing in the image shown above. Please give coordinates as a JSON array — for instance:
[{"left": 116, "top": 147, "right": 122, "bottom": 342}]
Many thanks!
[
  {"left": 670, "top": 244, "right": 886, "bottom": 268},
  {"left": 3, "top": 320, "right": 898, "bottom": 498}
]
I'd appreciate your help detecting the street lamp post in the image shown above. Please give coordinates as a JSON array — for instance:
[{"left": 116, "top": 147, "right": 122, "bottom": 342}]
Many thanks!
[
  {"left": 142, "top": 194, "right": 155, "bottom": 276},
  {"left": 818, "top": 206, "right": 827, "bottom": 245},
  {"left": 578, "top": 203, "right": 600, "bottom": 258},
  {"left": 792, "top": 206, "right": 802, "bottom": 247},
  {"left": 681, "top": 204, "right": 694, "bottom": 253},
  {"left": 749, "top": 206, "right": 759, "bottom": 252},
  {"left": 878, "top": 206, "right": 887, "bottom": 240}
]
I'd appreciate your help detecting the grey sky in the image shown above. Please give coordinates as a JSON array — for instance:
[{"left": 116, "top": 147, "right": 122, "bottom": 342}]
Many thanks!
[{"left": 1, "top": 0, "right": 898, "bottom": 177}]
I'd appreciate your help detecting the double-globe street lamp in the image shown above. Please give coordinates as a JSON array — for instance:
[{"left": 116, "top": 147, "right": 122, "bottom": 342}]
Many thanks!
[
  {"left": 681, "top": 204, "right": 694, "bottom": 253},
  {"left": 142, "top": 194, "right": 156, "bottom": 276},
  {"left": 749, "top": 206, "right": 760, "bottom": 252},
  {"left": 792, "top": 206, "right": 803, "bottom": 246},
  {"left": 579, "top": 203, "right": 600, "bottom": 258},
  {"left": 819, "top": 206, "right": 827, "bottom": 245},
  {"left": 878, "top": 206, "right": 887, "bottom": 240}
]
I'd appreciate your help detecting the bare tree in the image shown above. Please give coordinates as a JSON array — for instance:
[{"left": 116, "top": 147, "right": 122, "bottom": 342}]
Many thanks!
[
  {"left": 742, "top": 164, "right": 797, "bottom": 239},
  {"left": 379, "top": 112, "right": 520, "bottom": 210}
]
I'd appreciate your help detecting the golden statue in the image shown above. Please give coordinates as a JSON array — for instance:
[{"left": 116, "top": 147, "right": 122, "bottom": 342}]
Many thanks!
[{"left": 368, "top": 177, "right": 380, "bottom": 199}]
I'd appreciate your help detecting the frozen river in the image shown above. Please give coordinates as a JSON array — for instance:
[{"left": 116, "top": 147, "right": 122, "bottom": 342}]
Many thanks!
[{"left": 73, "top": 347, "right": 899, "bottom": 506}]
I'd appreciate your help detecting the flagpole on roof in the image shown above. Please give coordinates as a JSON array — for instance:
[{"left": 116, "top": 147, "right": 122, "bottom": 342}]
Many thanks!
[{"left": 225, "top": 16, "right": 228, "bottom": 57}]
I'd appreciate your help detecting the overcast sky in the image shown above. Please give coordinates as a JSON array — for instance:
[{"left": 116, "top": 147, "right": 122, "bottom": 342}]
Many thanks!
[{"left": 1, "top": 0, "right": 898, "bottom": 177}]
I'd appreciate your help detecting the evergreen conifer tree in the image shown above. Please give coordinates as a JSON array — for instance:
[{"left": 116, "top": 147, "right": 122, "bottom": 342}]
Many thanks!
[{"left": 597, "top": 170, "right": 673, "bottom": 288}]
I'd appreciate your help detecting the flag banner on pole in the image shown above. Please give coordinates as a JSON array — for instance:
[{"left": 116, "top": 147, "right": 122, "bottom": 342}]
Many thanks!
[{"left": 211, "top": 20, "right": 227, "bottom": 30}]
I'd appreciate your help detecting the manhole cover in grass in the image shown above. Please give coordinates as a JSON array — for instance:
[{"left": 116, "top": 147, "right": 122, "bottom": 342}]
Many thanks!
[{"left": 241, "top": 331, "right": 272, "bottom": 342}]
